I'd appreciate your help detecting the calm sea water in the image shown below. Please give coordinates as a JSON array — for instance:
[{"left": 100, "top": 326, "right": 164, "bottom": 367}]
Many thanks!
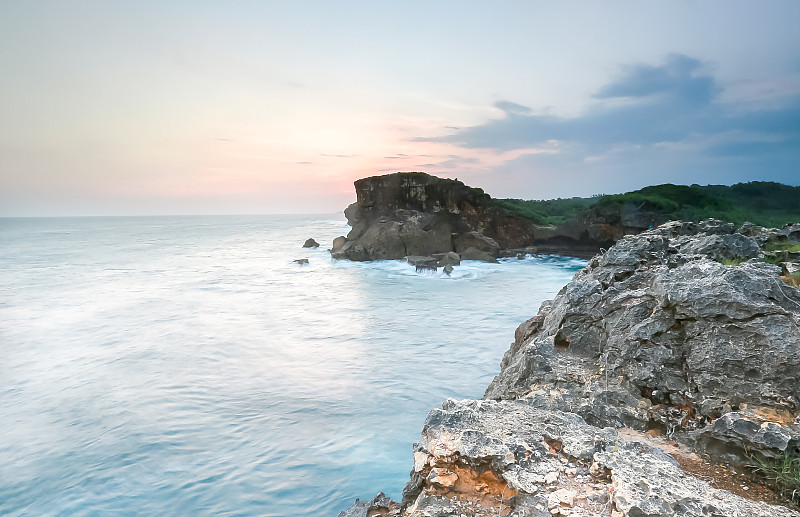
[{"left": 0, "top": 214, "right": 586, "bottom": 516}]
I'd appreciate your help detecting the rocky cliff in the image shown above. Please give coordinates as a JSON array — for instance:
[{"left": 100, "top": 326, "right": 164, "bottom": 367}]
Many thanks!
[
  {"left": 338, "top": 219, "right": 800, "bottom": 517},
  {"left": 331, "top": 173, "right": 606, "bottom": 261}
]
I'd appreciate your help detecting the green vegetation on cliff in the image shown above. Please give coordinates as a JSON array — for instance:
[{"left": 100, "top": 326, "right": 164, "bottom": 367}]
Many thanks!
[
  {"left": 494, "top": 197, "right": 596, "bottom": 225},
  {"left": 496, "top": 181, "right": 800, "bottom": 228}
]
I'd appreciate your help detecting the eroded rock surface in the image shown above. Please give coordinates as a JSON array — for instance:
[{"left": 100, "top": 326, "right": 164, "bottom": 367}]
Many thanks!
[
  {"left": 344, "top": 399, "right": 798, "bottom": 516},
  {"left": 331, "top": 173, "right": 539, "bottom": 261},
  {"left": 483, "top": 220, "right": 800, "bottom": 467},
  {"left": 339, "top": 219, "right": 800, "bottom": 516}
]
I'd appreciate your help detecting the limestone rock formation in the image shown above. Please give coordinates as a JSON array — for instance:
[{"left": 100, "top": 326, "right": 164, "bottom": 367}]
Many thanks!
[
  {"left": 331, "top": 173, "right": 538, "bottom": 261},
  {"left": 342, "top": 399, "right": 798, "bottom": 516},
  {"left": 485, "top": 220, "right": 800, "bottom": 464},
  {"left": 738, "top": 221, "right": 800, "bottom": 247},
  {"left": 339, "top": 219, "right": 800, "bottom": 516},
  {"left": 398, "top": 399, "right": 798, "bottom": 517}
]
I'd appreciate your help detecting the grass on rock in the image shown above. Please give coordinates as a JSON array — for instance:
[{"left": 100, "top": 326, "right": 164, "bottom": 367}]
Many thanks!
[{"left": 749, "top": 452, "right": 800, "bottom": 504}]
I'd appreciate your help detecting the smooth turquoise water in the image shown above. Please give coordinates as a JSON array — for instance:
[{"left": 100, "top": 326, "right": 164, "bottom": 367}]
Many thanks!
[{"left": 0, "top": 215, "right": 586, "bottom": 516}]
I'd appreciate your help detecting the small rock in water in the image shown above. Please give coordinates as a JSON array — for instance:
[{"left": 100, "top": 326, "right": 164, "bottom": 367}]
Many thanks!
[
  {"left": 294, "top": 258, "right": 309, "bottom": 265},
  {"left": 302, "top": 238, "right": 320, "bottom": 248},
  {"left": 443, "top": 264, "right": 454, "bottom": 276},
  {"left": 331, "top": 236, "right": 347, "bottom": 253}
]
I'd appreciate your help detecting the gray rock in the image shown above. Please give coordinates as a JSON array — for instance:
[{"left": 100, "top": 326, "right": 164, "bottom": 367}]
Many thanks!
[
  {"left": 406, "top": 256, "right": 438, "bottom": 272},
  {"left": 337, "top": 219, "right": 800, "bottom": 516},
  {"left": 485, "top": 220, "right": 800, "bottom": 463},
  {"left": 686, "top": 409, "right": 800, "bottom": 467},
  {"left": 293, "top": 258, "right": 309, "bottom": 265},
  {"left": 777, "top": 223, "right": 800, "bottom": 244},
  {"left": 738, "top": 222, "right": 777, "bottom": 246},
  {"left": 443, "top": 264, "right": 454, "bottom": 276},
  {"left": 433, "top": 251, "right": 461, "bottom": 267},
  {"left": 670, "top": 232, "right": 762, "bottom": 260},
  {"left": 453, "top": 231, "right": 500, "bottom": 257},
  {"left": 337, "top": 209, "right": 453, "bottom": 261},
  {"left": 337, "top": 492, "right": 394, "bottom": 517},
  {"left": 331, "top": 236, "right": 347, "bottom": 253},
  {"left": 302, "top": 238, "right": 320, "bottom": 248},
  {"left": 334, "top": 173, "right": 541, "bottom": 261},
  {"left": 460, "top": 247, "right": 498, "bottom": 263},
  {"left": 395, "top": 399, "right": 799, "bottom": 516}
]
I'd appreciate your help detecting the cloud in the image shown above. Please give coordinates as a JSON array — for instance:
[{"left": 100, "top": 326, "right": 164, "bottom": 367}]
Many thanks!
[
  {"left": 405, "top": 54, "right": 799, "bottom": 199},
  {"left": 593, "top": 53, "right": 720, "bottom": 105},
  {"left": 413, "top": 53, "right": 800, "bottom": 169},
  {"left": 494, "top": 100, "right": 533, "bottom": 115}
]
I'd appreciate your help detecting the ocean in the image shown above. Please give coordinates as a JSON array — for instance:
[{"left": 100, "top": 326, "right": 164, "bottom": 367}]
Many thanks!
[{"left": 0, "top": 214, "right": 586, "bottom": 516}]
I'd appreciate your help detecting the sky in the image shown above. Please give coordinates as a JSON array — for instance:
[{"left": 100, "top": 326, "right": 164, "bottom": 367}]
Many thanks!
[{"left": 1, "top": 1, "right": 798, "bottom": 216}]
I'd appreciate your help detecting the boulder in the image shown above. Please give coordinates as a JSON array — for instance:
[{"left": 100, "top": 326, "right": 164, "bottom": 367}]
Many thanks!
[
  {"left": 738, "top": 222, "right": 777, "bottom": 246},
  {"left": 406, "top": 256, "right": 438, "bottom": 272},
  {"left": 331, "top": 236, "right": 347, "bottom": 253},
  {"left": 302, "top": 238, "right": 320, "bottom": 248},
  {"left": 406, "top": 256, "right": 437, "bottom": 267},
  {"left": 336, "top": 493, "right": 395, "bottom": 517},
  {"left": 293, "top": 258, "right": 309, "bottom": 265},
  {"left": 432, "top": 251, "right": 460, "bottom": 267},
  {"left": 442, "top": 264, "right": 454, "bottom": 276},
  {"left": 460, "top": 247, "right": 498, "bottom": 263},
  {"left": 740, "top": 222, "right": 800, "bottom": 247},
  {"left": 453, "top": 231, "right": 500, "bottom": 257},
  {"left": 690, "top": 410, "right": 800, "bottom": 464},
  {"left": 777, "top": 223, "right": 800, "bottom": 244}
]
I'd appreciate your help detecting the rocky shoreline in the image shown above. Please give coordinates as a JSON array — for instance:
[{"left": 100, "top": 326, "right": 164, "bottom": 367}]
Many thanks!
[{"left": 338, "top": 219, "right": 800, "bottom": 517}]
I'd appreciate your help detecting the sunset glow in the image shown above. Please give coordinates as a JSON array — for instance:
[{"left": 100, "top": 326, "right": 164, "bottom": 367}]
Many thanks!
[{"left": 1, "top": 1, "right": 798, "bottom": 215}]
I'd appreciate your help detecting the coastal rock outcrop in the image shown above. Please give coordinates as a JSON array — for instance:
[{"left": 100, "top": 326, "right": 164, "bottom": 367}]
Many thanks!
[
  {"left": 485, "top": 219, "right": 800, "bottom": 469},
  {"left": 339, "top": 219, "right": 800, "bottom": 516},
  {"left": 332, "top": 174, "right": 800, "bottom": 262},
  {"left": 331, "top": 173, "right": 541, "bottom": 261},
  {"left": 395, "top": 399, "right": 797, "bottom": 517}
]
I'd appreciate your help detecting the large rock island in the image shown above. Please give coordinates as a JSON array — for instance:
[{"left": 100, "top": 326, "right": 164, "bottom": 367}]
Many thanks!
[
  {"left": 338, "top": 219, "right": 800, "bottom": 516},
  {"left": 330, "top": 172, "right": 619, "bottom": 261}
]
